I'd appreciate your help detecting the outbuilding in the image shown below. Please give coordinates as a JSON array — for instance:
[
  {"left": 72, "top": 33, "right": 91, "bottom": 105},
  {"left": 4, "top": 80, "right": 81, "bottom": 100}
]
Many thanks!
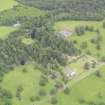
[
  {"left": 65, "top": 67, "right": 76, "bottom": 77},
  {"left": 59, "top": 28, "right": 73, "bottom": 37}
]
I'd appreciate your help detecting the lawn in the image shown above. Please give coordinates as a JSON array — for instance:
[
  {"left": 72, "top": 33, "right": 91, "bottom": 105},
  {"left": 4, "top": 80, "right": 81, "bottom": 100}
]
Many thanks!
[
  {"left": 0, "top": 64, "right": 58, "bottom": 105},
  {"left": 0, "top": 26, "right": 16, "bottom": 39},
  {"left": 1, "top": 64, "right": 105, "bottom": 105},
  {"left": 57, "top": 66, "right": 105, "bottom": 105},
  {"left": 54, "top": 20, "right": 105, "bottom": 59},
  {"left": 0, "top": 0, "right": 18, "bottom": 11}
]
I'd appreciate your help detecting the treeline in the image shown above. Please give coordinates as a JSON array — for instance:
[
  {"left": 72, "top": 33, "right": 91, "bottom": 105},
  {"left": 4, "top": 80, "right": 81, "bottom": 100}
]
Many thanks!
[
  {"left": 0, "top": 5, "right": 45, "bottom": 25},
  {"left": 0, "top": 16, "right": 80, "bottom": 76},
  {"left": 17, "top": 0, "right": 105, "bottom": 21}
]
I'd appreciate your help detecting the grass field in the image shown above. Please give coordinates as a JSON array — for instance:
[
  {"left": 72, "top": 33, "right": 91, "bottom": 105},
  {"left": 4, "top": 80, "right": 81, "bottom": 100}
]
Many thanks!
[
  {"left": 0, "top": 26, "right": 16, "bottom": 39},
  {"left": 0, "top": 64, "right": 58, "bottom": 105},
  {"left": 57, "top": 66, "right": 105, "bottom": 105},
  {"left": 54, "top": 20, "right": 105, "bottom": 59},
  {"left": 0, "top": 0, "right": 18, "bottom": 11},
  {"left": 1, "top": 64, "right": 105, "bottom": 105}
]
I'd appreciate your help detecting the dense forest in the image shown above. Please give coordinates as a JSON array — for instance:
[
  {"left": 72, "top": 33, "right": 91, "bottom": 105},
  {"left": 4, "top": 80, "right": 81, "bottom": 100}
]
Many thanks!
[
  {"left": 0, "top": 15, "right": 80, "bottom": 77},
  {"left": 17, "top": 0, "right": 105, "bottom": 21}
]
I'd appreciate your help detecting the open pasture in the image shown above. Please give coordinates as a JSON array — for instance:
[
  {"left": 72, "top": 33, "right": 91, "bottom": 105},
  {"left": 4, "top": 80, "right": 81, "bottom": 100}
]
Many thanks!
[
  {"left": 0, "top": 0, "right": 18, "bottom": 11},
  {"left": 0, "top": 26, "right": 16, "bottom": 39}
]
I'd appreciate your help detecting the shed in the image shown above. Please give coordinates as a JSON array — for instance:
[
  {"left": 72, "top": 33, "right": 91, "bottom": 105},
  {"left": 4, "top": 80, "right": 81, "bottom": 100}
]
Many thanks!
[
  {"left": 65, "top": 67, "right": 76, "bottom": 77},
  {"left": 59, "top": 28, "right": 73, "bottom": 37}
]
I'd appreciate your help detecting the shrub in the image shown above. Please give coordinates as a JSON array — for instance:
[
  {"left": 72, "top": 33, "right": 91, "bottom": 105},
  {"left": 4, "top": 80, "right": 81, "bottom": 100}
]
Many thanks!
[
  {"left": 39, "top": 89, "right": 47, "bottom": 97},
  {"left": 64, "top": 87, "right": 70, "bottom": 95},
  {"left": 30, "top": 96, "right": 36, "bottom": 102},
  {"left": 39, "top": 75, "right": 48, "bottom": 86},
  {"left": 51, "top": 97, "right": 58, "bottom": 105}
]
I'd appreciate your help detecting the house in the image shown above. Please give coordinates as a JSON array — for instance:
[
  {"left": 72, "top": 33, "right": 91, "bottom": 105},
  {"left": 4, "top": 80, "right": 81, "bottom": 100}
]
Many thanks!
[
  {"left": 59, "top": 28, "right": 73, "bottom": 37},
  {"left": 65, "top": 67, "right": 76, "bottom": 77}
]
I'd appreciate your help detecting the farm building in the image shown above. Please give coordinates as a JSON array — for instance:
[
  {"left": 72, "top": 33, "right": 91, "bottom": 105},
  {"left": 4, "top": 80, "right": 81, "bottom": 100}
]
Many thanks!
[
  {"left": 65, "top": 67, "right": 76, "bottom": 78},
  {"left": 59, "top": 28, "right": 73, "bottom": 37}
]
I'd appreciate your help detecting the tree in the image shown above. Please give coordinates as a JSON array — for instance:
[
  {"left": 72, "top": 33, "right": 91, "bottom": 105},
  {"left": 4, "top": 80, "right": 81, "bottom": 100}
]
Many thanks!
[
  {"left": 84, "top": 62, "right": 90, "bottom": 70},
  {"left": 80, "top": 42, "right": 88, "bottom": 49},
  {"left": 101, "top": 56, "right": 105, "bottom": 62},
  {"left": 96, "top": 71, "right": 101, "bottom": 78},
  {"left": 30, "top": 96, "right": 36, "bottom": 102},
  {"left": 103, "top": 22, "right": 105, "bottom": 28},
  {"left": 20, "top": 57, "right": 27, "bottom": 65},
  {"left": 16, "top": 85, "right": 23, "bottom": 100},
  {"left": 30, "top": 29, "right": 37, "bottom": 39},
  {"left": 64, "top": 87, "right": 70, "bottom": 95},
  {"left": 91, "top": 61, "right": 96, "bottom": 68},
  {"left": 96, "top": 44, "right": 101, "bottom": 50},
  {"left": 75, "top": 26, "right": 85, "bottom": 36},
  {"left": 4, "top": 100, "right": 12, "bottom": 105},
  {"left": 39, "top": 75, "right": 48, "bottom": 86},
  {"left": 39, "top": 89, "right": 47, "bottom": 97},
  {"left": 55, "top": 81, "right": 64, "bottom": 89},
  {"left": 49, "top": 88, "right": 57, "bottom": 96},
  {"left": 51, "top": 97, "right": 58, "bottom": 105}
]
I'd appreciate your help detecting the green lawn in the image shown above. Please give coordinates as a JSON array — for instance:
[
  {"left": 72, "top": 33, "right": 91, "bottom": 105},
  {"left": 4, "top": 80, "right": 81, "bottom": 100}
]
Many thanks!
[
  {"left": 57, "top": 66, "right": 105, "bottom": 105},
  {"left": 54, "top": 21, "right": 101, "bottom": 31},
  {"left": 0, "top": 0, "right": 18, "bottom": 11},
  {"left": 0, "top": 26, "right": 16, "bottom": 39},
  {"left": 1, "top": 64, "right": 42, "bottom": 105},
  {"left": 1, "top": 64, "right": 105, "bottom": 105},
  {"left": 54, "top": 20, "right": 105, "bottom": 59},
  {"left": 1, "top": 64, "right": 57, "bottom": 105}
]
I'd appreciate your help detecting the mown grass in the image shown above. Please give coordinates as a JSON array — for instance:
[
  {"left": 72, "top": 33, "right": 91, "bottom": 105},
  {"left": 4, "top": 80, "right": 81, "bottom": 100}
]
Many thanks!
[
  {"left": 56, "top": 66, "right": 105, "bottom": 105},
  {"left": 0, "top": 26, "right": 16, "bottom": 39},
  {"left": 0, "top": 0, "right": 18, "bottom": 11},
  {"left": 1, "top": 64, "right": 105, "bottom": 105},
  {"left": 1, "top": 64, "right": 57, "bottom": 105},
  {"left": 1, "top": 64, "right": 42, "bottom": 105}
]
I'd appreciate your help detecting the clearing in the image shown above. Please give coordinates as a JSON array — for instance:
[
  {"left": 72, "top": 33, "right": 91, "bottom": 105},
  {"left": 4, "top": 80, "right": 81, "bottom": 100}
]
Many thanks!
[
  {"left": 1, "top": 63, "right": 105, "bottom": 105},
  {"left": 0, "top": 26, "right": 16, "bottom": 39},
  {"left": 54, "top": 20, "right": 105, "bottom": 59},
  {"left": 0, "top": 0, "right": 18, "bottom": 11}
]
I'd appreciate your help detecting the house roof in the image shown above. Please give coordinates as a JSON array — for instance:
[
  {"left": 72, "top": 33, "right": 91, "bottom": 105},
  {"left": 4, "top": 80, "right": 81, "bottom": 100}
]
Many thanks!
[
  {"left": 65, "top": 67, "right": 76, "bottom": 77},
  {"left": 59, "top": 28, "right": 73, "bottom": 37}
]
